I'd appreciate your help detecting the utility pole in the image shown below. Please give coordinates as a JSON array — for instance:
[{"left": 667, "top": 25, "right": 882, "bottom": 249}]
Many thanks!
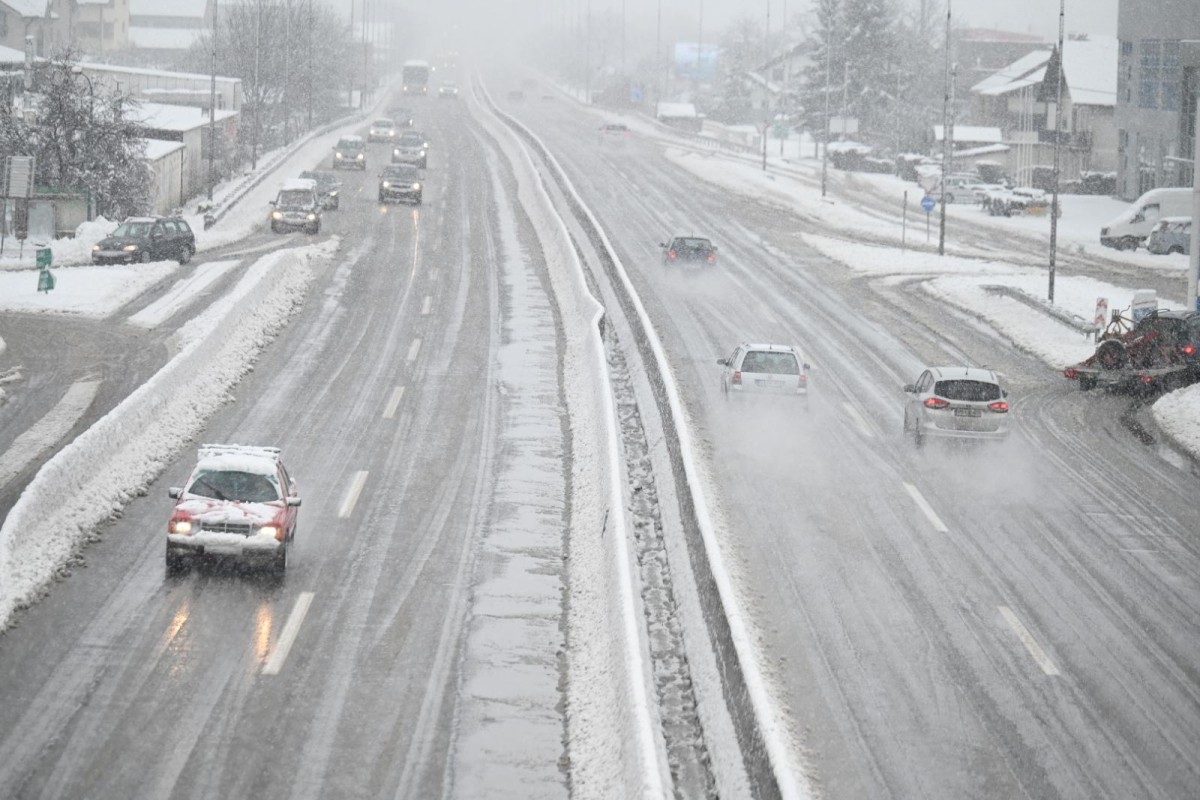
[
  {"left": 1189, "top": 99, "right": 1200, "bottom": 311},
  {"left": 306, "top": 0, "right": 313, "bottom": 130},
  {"left": 207, "top": 0, "right": 217, "bottom": 201},
  {"left": 821, "top": 15, "right": 832, "bottom": 197},
  {"left": 283, "top": 0, "right": 291, "bottom": 142},
  {"left": 763, "top": 0, "right": 770, "bottom": 172},
  {"left": 585, "top": 0, "right": 592, "bottom": 104},
  {"left": 251, "top": 0, "right": 261, "bottom": 170},
  {"left": 938, "top": 0, "right": 952, "bottom": 256},
  {"left": 1048, "top": 0, "right": 1065, "bottom": 302},
  {"left": 697, "top": 0, "right": 703, "bottom": 88}
]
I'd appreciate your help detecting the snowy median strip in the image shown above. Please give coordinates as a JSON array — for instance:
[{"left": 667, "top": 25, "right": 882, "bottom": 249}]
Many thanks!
[
  {"left": 0, "top": 239, "right": 335, "bottom": 631},
  {"left": 472, "top": 86, "right": 671, "bottom": 799}
]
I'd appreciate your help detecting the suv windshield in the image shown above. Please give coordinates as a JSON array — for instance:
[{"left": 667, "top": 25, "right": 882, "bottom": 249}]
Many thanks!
[
  {"left": 337, "top": 139, "right": 364, "bottom": 152},
  {"left": 112, "top": 221, "right": 152, "bottom": 238},
  {"left": 399, "top": 133, "right": 424, "bottom": 146},
  {"left": 383, "top": 167, "right": 420, "bottom": 180},
  {"left": 742, "top": 351, "right": 799, "bottom": 374},
  {"left": 277, "top": 190, "right": 313, "bottom": 209},
  {"left": 188, "top": 469, "right": 280, "bottom": 502},
  {"left": 373, "top": 119, "right": 393, "bottom": 127},
  {"left": 935, "top": 380, "right": 1001, "bottom": 402}
]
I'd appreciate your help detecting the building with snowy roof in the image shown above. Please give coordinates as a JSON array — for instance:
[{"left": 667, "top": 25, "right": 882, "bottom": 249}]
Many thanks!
[
  {"left": 132, "top": 101, "right": 237, "bottom": 205},
  {"left": 128, "top": 0, "right": 212, "bottom": 62},
  {"left": 0, "top": 0, "right": 62, "bottom": 57},
  {"left": 969, "top": 36, "right": 1118, "bottom": 184},
  {"left": 62, "top": 0, "right": 130, "bottom": 54}
]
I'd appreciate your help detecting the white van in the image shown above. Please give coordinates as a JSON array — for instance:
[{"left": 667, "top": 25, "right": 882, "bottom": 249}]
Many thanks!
[{"left": 1100, "top": 187, "right": 1192, "bottom": 250}]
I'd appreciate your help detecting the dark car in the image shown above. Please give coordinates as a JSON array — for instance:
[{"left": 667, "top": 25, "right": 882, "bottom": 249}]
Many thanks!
[
  {"left": 299, "top": 170, "right": 341, "bottom": 210},
  {"left": 92, "top": 216, "right": 195, "bottom": 265},
  {"left": 332, "top": 135, "right": 366, "bottom": 170},
  {"left": 378, "top": 164, "right": 423, "bottom": 205},
  {"left": 660, "top": 236, "right": 718, "bottom": 266}
]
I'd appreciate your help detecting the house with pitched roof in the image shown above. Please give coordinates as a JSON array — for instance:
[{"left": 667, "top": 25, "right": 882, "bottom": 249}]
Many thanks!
[{"left": 970, "top": 36, "right": 1118, "bottom": 184}]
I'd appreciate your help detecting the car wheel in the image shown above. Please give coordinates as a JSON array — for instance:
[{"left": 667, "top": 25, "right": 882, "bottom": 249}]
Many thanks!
[
  {"left": 166, "top": 547, "right": 188, "bottom": 575},
  {"left": 272, "top": 541, "right": 288, "bottom": 575},
  {"left": 945, "top": 193, "right": 955, "bottom": 204},
  {"left": 1079, "top": 374, "right": 1097, "bottom": 391},
  {"left": 178, "top": 244, "right": 193, "bottom": 265},
  {"left": 1096, "top": 339, "right": 1128, "bottom": 370},
  {"left": 311, "top": 222, "right": 320, "bottom": 235},
  {"left": 139, "top": 250, "right": 151, "bottom": 264}
]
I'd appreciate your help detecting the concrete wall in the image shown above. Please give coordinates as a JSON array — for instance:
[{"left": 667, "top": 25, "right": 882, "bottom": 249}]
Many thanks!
[
  {"left": 148, "top": 147, "right": 185, "bottom": 215},
  {"left": 1115, "top": 0, "right": 1200, "bottom": 199}
]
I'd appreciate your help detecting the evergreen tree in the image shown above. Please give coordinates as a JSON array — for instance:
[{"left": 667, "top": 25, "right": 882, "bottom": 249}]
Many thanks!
[
  {"left": 842, "top": 0, "right": 900, "bottom": 139},
  {"left": 799, "top": 0, "right": 844, "bottom": 139}
]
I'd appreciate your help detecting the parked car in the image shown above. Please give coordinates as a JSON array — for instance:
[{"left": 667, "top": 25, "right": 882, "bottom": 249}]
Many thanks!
[
  {"left": 367, "top": 118, "right": 398, "bottom": 142},
  {"left": 91, "top": 216, "right": 195, "bottom": 265},
  {"left": 298, "top": 170, "right": 341, "bottom": 210},
  {"left": 378, "top": 163, "right": 423, "bottom": 205},
  {"left": 392, "top": 131, "right": 429, "bottom": 168},
  {"left": 661, "top": 236, "right": 718, "bottom": 267},
  {"left": 1146, "top": 216, "right": 1192, "bottom": 255},
  {"left": 332, "top": 134, "right": 367, "bottom": 170},
  {"left": 1100, "top": 187, "right": 1192, "bottom": 250},
  {"left": 165, "top": 444, "right": 301, "bottom": 574},
  {"left": 902, "top": 366, "right": 1010, "bottom": 446},
  {"left": 718, "top": 343, "right": 810, "bottom": 398},
  {"left": 269, "top": 178, "right": 322, "bottom": 234},
  {"left": 599, "top": 122, "right": 631, "bottom": 142}
]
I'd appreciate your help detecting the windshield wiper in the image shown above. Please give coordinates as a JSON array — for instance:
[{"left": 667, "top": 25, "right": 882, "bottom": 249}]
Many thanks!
[{"left": 193, "top": 479, "right": 227, "bottom": 501}]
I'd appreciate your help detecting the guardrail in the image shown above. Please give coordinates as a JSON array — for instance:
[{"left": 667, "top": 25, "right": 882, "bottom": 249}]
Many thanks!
[
  {"left": 486, "top": 84, "right": 812, "bottom": 800},
  {"left": 982, "top": 284, "right": 1099, "bottom": 338}
]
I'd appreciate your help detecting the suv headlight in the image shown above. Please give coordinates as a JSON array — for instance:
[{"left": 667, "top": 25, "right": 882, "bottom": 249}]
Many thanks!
[
  {"left": 382, "top": 180, "right": 391, "bottom": 188},
  {"left": 419, "top": 149, "right": 426, "bottom": 157},
  {"left": 306, "top": 213, "right": 317, "bottom": 221},
  {"left": 92, "top": 244, "right": 101, "bottom": 251},
  {"left": 412, "top": 182, "right": 421, "bottom": 190},
  {"left": 123, "top": 244, "right": 139, "bottom": 251},
  {"left": 169, "top": 519, "right": 192, "bottom": 534},
  {"left": 356, "top": 153, "right": 364, "bottom": 160},
  {"left": 258, "top": 525, "right": 279, "bottom": 539},
  {"left": 393, "top": 148, "right": 400, "bottom": 156},
  {"left": 335, "top": 151, "right": 343, "bottom": 158},
  {"left": 272, "top": 210, "right": 283, "bottom": 220}
]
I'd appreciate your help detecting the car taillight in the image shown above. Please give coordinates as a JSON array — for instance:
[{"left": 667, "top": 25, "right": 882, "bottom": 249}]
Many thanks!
[
  {"left": 1064, "top": 368, "right": 1078, "bottom": 379},
  {"left": 924, "top": 397, "right": 950, "bottom": 409},
  {"left": 1183, "top": 344, "right": 1196, "bottom": 356},
  {"left": 668, "top": 250, "right": 677, "bottom": 259},
  {"left": 707, "top": 253, "right": 716, "bottom": 262},
  {"left": 988, "top": 401, "right": 1009, "bottom": 413},
  {"left": 732, "top": 371, "right": 742, "bottom": 385},
  {"left": 1140, "top": 374, "right": 1154, "bottom": 385},
  {"left": 797, "top": 374, "right": 807, "bottom": 382}
]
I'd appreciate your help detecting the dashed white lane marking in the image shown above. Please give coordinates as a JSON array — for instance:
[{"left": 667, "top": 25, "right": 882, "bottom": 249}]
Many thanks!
[
  {"left": 429, "top": 268, "right": 439, "bottom": 281},
  {"left": 421, "top": 295, "right": 432, "bottom": 315},
  {"left": 383, "top": 386, "right": 406, "bottom": 419},
  {"left": 0, "top": 380, "right": 100, "bottom": 488},
  {"left": 842, "top": 402, "right": 874, "bottom": 437},
  {"left": 406, "top": 338, "right": 422, "bottom": 363},
  {"left": 262, "top": 592, "right": 315, "bottom": 675},
  {"left": 338, "top": 470, "right": 369, "bottom": 518},
  {"left": 903, "top": 482, "right": 949, "bottom": 532},
  {"left": 998, "top": 606, "right": 1060, "bottom": 676}
]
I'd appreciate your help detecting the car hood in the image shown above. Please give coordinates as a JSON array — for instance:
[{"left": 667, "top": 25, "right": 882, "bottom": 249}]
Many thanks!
[
  {"left": 175, "top": 497, "right": 283, "bottom": 526},
  {"left": 96, "top": 236, "right": 146, "bottom": 249}
]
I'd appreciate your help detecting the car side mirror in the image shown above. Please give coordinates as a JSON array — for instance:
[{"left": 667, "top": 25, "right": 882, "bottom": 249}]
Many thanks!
[
  {"left": 268, "top": 200, "right": 275, "bottom": 206},
  {"left": 803, "top": 363, "right": 811, "bottom": 371},
  {"left": 903, "top": 384, "right": 916, "bottom": 393},
  {"left": 168, "top": 487, "right": 182, "bottom": 499},
  {"left": 659, "top": 242, "right": 667, "bottom": 248},
  {"left": 1002, "top": 389, "right": 1009, "bottom": 398},
  {"left": 717, "top": 358, "right": 728, "bottom": 366},
  {"left": 287, "top": 497, "right": 302, "bottom": 507}
]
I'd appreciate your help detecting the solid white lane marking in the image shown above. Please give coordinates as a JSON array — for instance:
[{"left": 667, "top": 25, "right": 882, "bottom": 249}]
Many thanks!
[
  {"left": 842, "top": 402, "right": 874, "bottom": 437},
  {"left": 998, "top": 606, "right": 1060, "bottom": 676},
  {"left": 406, "top": 338, "right": 422, "bottom": 363},
  {"left": 339, "top": 470, "right": 369, "bottom": 518},
  {"left": 262, "top": 592, "right": 315, "bottom": 675},
  {"left": 383, "top": 386, "right": 406, "bottom": 419},
  {"left": 0, "top": 380, "right": 100, "bottom": 488},
  {"left": 903, "top": 482, "right": 949, "bottom": 532},
  {"left": 421, "top": 295, "right": 432, "bottom": 315}
]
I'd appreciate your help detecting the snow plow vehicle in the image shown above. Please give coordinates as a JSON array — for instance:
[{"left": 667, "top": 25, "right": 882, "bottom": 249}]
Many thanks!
[{"left": 1063, "top": 309, "right": 1200, "bottom": 393}]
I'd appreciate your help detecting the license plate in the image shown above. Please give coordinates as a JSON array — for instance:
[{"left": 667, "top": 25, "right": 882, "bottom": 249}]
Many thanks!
[
  {"left": 757, "top": 379, "right": 784, "bottom": 387},
  {"left": 954, "top": 408, "right": 981, "bottom": 417}
]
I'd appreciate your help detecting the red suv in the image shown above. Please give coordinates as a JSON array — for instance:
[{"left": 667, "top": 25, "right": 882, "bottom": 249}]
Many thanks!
[{"left": 166, "top": 444, "right": 301, "bottom": 574}]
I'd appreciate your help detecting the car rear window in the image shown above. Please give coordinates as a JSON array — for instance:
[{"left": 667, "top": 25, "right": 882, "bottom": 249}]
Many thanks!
[
  {"left": 741, "top": 351, "right": 799, "bottom": 374},
  {"left": 934, "top": 380, "right": 1001, "bottom": 401},
  {"left": 677, "top": 238, "right": 710, "bottom": 248}
]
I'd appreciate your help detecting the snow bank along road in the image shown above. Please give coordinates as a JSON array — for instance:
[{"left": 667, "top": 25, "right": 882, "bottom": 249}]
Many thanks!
[{"left": 500, "top": 74, "right": 1200, "bottom": 799}]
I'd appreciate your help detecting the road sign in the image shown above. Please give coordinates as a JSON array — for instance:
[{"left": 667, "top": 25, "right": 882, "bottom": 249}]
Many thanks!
[
  {"left": 36, "top": 247, "right": 51, "bottom": 268},
  {"left": 1093, "top": 297, "right": 1108, "bottom": 330},
  {"left": 37, "top": 269, "right": 54, "bottom": 293},
  {"left": 921, "top": 194, "right": 936, "bottom": 213}
]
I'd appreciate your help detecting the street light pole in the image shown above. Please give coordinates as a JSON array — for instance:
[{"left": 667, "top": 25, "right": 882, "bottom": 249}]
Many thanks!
[
  {"left": 208, "top": 0, "right": 217, "bottom": 202},
  {"left": 821, "top": 16, "right": 831, "bottom": 196},
  {"left": 1048, "top": 0, "right": 1065, "bottom": 302},
  {"left": 763, "top": 0, "right": 770, "bottom": 172},
  {"left": 938, "top": 0, "right": 952, "bottom": 256}
]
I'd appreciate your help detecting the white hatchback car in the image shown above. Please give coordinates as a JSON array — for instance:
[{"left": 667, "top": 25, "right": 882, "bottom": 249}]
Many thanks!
[
  {"left": 902, "top": 366, "right": 1010, "bottom": 445},
  {"left": 718, "top": 343, "right": 810, "bottom": 398}
]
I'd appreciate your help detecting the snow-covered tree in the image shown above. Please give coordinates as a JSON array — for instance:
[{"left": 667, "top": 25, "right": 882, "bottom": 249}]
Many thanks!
[
  {"left": 0, "top": 56, "right": 151, "bottom": 218},
  {"left": 798, "top": 0, "right": 844, "bottom": 138},
  {"left": 709, "top": 15, "right": 763, "bottom": 123}
]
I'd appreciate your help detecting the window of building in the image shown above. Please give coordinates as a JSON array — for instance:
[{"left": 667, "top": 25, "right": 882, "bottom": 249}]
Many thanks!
[
  {"left": 1161, "top": 40, "right": 1181, "bottom": 111},
  {"left": 1121, "top": 40, "right": 1133, "bottom": 57},
  {"left": 0, "top": 11, "right": 7, "bottom": 39},
  {"left": 1139, "top": 39, "right": 1161, "bottom": 108}
]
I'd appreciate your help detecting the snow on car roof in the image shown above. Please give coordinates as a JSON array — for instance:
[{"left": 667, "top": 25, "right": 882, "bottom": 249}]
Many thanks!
[
  {"left": 196, "top": 444, "right": 281, "bottom": 475},
  {"left": 339, "top": 134, "right": 364, "bottom": 143},
  {"left": 930, "top": 366, "right": 999, "bottom": 383},
  {"left": 744, "top": 343, "right": 798, "bottom": 353},
  {"left": 280, "top": 177, "right": 317, "bottom": 191}
]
